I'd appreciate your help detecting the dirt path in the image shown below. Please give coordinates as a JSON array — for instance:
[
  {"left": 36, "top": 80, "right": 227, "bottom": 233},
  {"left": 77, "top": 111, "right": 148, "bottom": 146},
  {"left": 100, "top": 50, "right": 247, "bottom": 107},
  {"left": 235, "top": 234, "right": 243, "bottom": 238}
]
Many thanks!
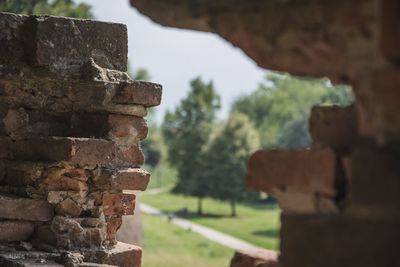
[{"left": 140, "top": 203, "right": 277, "bottom": 257}]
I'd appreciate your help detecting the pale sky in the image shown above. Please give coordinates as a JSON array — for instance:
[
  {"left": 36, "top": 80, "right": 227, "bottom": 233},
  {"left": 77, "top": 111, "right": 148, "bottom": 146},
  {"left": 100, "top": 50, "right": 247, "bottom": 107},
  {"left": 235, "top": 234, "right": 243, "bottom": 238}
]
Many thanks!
[{"left": 77, "top": 0, "right": 266, "bottom": 122}]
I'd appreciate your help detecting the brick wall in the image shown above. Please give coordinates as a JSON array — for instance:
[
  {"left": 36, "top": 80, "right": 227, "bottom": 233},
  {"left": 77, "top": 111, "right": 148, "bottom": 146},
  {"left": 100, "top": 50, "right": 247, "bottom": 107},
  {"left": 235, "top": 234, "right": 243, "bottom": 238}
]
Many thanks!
[{"left": 0, "top": 12, "right": 161, "bottom": 267}]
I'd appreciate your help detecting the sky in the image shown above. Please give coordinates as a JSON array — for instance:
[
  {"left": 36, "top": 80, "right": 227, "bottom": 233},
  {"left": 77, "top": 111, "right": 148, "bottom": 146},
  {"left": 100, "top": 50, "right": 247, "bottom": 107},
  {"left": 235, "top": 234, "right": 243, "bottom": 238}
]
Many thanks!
[{"left": 77, "top": 0, "right": 266, "bottom": 122}]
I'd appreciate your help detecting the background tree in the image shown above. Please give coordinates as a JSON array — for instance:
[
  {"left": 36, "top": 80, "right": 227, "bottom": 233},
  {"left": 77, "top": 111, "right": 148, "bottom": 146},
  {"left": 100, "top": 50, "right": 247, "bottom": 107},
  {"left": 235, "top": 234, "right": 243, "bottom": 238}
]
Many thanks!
[
  {"left": 204, "top": 113, "right": 260, "bottom": 217},
  {"left": 232, "top": 73, "right": 353, "bottom": 148},
  {"left": 162, "top": 77, "right": 220, "bottom": 214},
  {"left": 0, "top": 0, "right": 93, "bottom": 18}
]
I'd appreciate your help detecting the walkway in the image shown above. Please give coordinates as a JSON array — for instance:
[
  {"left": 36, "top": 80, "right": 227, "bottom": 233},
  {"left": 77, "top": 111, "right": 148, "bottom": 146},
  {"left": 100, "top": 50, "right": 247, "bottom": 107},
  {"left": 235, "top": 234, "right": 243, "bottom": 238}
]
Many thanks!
[{"left": 140, "top": 203, "right": 277, "bottom": 257}]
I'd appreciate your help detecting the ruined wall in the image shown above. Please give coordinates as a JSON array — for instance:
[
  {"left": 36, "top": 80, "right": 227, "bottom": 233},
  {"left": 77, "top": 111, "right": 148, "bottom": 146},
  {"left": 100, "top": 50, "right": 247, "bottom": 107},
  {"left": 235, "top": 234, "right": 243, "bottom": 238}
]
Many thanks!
[
  {"left": 130, "top": 1, "right": 400, "bottom": 267},
  {"left": 0, "top": 12, "right": 161, "bottom": 267}
]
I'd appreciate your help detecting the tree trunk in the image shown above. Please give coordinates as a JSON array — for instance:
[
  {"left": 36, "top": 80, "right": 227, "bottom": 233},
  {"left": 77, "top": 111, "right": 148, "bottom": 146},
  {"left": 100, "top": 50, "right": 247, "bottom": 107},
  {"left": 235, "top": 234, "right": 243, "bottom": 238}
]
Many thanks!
[
  {"left": 230, "top": 199, "right": 237, "bottom": 217},
  {"left": 197, "top": 197, "right": 203, "bottom": 215}
]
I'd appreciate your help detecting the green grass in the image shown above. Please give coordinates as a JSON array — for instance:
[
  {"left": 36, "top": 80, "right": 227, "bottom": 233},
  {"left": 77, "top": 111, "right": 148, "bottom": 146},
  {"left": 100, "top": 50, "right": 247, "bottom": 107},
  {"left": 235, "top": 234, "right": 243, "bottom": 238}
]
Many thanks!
[
  {"left": 141, "top": 191, "right": 280, "bottom": 250},
  {"left": 142, "top": 214, "right": 234, "bottom": 267}
]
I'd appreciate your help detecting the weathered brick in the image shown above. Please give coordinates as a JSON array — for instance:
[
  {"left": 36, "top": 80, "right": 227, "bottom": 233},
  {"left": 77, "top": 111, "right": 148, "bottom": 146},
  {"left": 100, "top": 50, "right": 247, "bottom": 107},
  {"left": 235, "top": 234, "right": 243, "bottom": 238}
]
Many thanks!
[
  {"left": 0, "top": 12, "right": 28, "bottom": 65},
  {"left": 247, "top": 148, "right": 337, "bottom": 196},
  {"left": 3, "top": 161, "right": 44, "bottom": 187},
  {"left": 0, "top": 220, "right": 34, "bottom": 242},
  {"left": 346, "top": 144, "right": 400, "bottom": 218},
  {"left": 55, "top": 198, "right": 83, "bottom": 217},
  {"left": 230, "top": 249, "right": 279, "bottom": 267},
  {"left": 115, "top": 145, "right": 145, "bottom": 167},
  {"left": 0, "top": 137, "right": 116, "bottom": 165},
  {"left": 83, "top": 242, "right": 142, "bottom": 267},
  {"left": 41, "top": 167, "right": 89, "bottom": 192},
  {"left": 380, "top": 0, "right": 400, "bottom": 60},
  {"left": 309, "top": 105, "right": 358, "bottom": 149},
  {"left": 113, "top": 81, "right": 162, "bottom": 107},
  {"left": 355, "top": 69, "right": 400, "bottom": 143},
  {"left": 92, "top": 168, "right": 150, "bottom": 191},
  {"left": 0, "top": 194, "right": 53, "bottom": 221},
  {"left": 280, "top": 213, "right": 400, "bottom": 267},
  {"left": 105, "top": 217, "right": 122, "bottom": 245},
  {"left": 29, "top": 15, "right": 127, "bottom": 71},
  {"left": 102, "top": 193, "right": 136, "bottom": 216}
]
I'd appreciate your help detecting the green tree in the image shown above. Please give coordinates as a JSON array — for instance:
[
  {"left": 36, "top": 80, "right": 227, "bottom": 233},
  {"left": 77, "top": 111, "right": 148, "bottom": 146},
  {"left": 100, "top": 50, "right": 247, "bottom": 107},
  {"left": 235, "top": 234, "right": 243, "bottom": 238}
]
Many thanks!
[
  {"left": 204, "top": 113, "right": 260, "bottom": 217},
  {"left": 0, "top": 0, "right": 93, "bottom": 18},
  {"left": 232, "top": 73, "right": 353, "bottom": 148},
  {"left": 162, "top": 77, "right": 220, "bottom": 214}
]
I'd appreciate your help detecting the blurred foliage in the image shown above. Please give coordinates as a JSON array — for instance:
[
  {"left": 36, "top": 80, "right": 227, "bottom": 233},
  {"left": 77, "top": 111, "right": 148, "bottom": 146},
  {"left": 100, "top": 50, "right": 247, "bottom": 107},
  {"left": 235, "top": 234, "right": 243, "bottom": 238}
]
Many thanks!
[
  {"left": 203, "top": 113, "right": 260, "bottom": 216},
  {"left": 0, "top": 0, "right": 93, "bottom": 18},
  {"left": 162, "top": 77, "right": 220, "bottom": 214},
  {"left": 232, "top": 72, "right": 354, "bottom": 148}
]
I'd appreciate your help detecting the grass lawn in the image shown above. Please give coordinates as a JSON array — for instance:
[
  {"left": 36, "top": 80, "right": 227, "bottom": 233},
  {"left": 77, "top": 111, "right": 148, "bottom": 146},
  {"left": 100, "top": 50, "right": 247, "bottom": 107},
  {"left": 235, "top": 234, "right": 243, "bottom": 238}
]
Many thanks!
[
  {"left": 140, "top": 191, "right": 280, "bottom": 250},
  {"left": 142, "top": 214, "right": 234, "bottom": 267}
]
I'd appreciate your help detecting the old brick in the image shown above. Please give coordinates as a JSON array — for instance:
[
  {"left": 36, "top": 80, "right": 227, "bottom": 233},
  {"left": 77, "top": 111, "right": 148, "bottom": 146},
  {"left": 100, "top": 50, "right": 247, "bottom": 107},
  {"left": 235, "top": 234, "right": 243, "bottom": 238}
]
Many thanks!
[
  {"left": 309, "top": 105, "right": 358, "bottom": 149},
  {"left": 0, "top": 12, "right": 28, "bottom": 65},
  {"left": 0, "top": 220, "right": 34, "bottom": 242},
  {"left": 102, "top": 193, "right": 136, "bottom": 216},
  {"left": 355, "top": 69, "right": 400, "bottom": 143},
  {"left": 84, "top": 242, "right": 142, "bottom": 267},
  {"left": 92, "top": 168, "right": 150, "bottom": 191},
  {"left": 3, "top": 161, "right": 44, "bottom": 187},
  {"left": 106, "top": 217, "right": 122, "bottom": 245},
  {"left": 56, "top": 198, "right": 82, "bottom": 217},
  {"left": 41, "top": 167, "right": 89, "bottom": 192},
  {"left": 346, "top": 144, "right": 400, "bottom": 218},
  {"left": 0, "top": 194, "right": 53, "bottom": 221},
  {"left": 113, "top": 81, "right": 162, "bottom": 107},
  {"left": 115, "top": 145, "right": 145, "bottom": 167},
  {"left": 230, "top": 249, "right": 279, "bottom": 267},
  {"left": 280, "top": 213, "right": 400, "bottom": 267},
  {"left": 0, "top": 137, "right": 116, "bottom": 165},
  {"left": 380, "top": 0, "right": 400, "bottom": 60},
  {"left": 29, "top": 15, "right": 127, "bottom": 72},
  {"left": 107, "top": 114, "right": 148, "bottom": 140},
  {"left": 247, "top": 148, "right": 336, "bottom": 196}
]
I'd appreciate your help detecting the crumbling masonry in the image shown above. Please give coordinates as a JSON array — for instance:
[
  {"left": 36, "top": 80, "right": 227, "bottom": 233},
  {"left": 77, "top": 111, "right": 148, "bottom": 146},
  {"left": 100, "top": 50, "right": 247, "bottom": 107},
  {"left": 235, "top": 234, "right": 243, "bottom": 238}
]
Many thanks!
[
  {"left": 130, "top": 0, "right": 400, "bottom": 266},
  {"left": 0, "top": 12, "right": 161, "bottom": 266}
]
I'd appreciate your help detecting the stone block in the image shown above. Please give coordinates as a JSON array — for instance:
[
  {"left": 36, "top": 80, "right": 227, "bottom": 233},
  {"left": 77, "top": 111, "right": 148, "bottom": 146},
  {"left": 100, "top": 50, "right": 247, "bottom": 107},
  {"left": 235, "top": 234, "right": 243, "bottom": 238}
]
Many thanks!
[
  {"left": 0, "top": 220, "right": 34, "bottom": 242},
  {"left": 0, "top": 12, "right": 28, "bottom": 65},
  {"left": 113, "top": 81, "right": 162, "bottom": 107},
  {"left": 309, "top": 105, "right": 358, "bottom": 150},
  {"left": 0, "top": 137, "right": 116, "bottom": 165},
  {"left": 380, "top": 0, "right": 400, "bottom": 60},
  {"left": 55, "top": 198, "right": 83, "bottom": 217},
  {"left": 280, "top": 213, "right": 400, "bottom": 267},
  {"left": 247, "top": 148, "right": 336, "bottom": 196},
  {"left": 355, "top": 69, "right": 400, "bottom": 143},
  {"left": 29, "top": 15, "right": 127, "bottom": 72},
  {"left": 102, "top": 193, "right": 136, "bottom": 216},
  {"left": 83, "top": 242, "right": 142, "bottom": 267},
  {"left": 346, "top": 143, "right": 400, "bottom": 218},
  {"left": 0, "top": 194, "right": 53, "bottom": 221},
  {"left": 92, "top": 168, "right": 150, "bottom": 191}
]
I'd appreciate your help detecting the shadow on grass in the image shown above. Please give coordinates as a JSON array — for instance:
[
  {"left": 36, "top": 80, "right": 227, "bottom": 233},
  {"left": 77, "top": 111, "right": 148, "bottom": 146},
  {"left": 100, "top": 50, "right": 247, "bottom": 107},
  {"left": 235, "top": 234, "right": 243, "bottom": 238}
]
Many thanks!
[
  {"left": 174, "top": 210, "right": 231, "bottom": 219},
  {"left": 252, "top": 229, "right": 279, "bottom": 238}
]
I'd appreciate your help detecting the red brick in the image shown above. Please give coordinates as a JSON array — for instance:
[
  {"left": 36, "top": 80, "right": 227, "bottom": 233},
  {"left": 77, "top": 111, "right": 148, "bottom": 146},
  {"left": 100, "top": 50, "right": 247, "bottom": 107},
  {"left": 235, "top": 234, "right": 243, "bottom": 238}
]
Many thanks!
[
  {"left": 84, "top": 242, "right": 142, "bottom": 267},
  {"left": 30, "top": 16, "right": 127, "bottom": 71},
  {"left": 107, "top": 115, "right": 148, "bottom": 140},
  {"left": 106, "top": 217, "right": 122, "bottom": 245},
  {"left": 41, "top": 167, "right": 88, "bottom": 192},
  {"left": 56, "top": 198, "right": 82, "bottom": 217},
  {"left": 247, "top": 148, "right": 336, "bottom": 196},
  {"left": 102, "top": 193, "right": 136, "bottom": 216},
  {"left": 230, "top": 249, "right": 279, "bottom": 267},
  {"left": 309, "top": 105, "right": 358, "bottom": 149},
  {"left": 92, "top": 168, "right": 150, "bottom": 191},
  {"left": 113, "top": 81, "right": 162, "bottom": 107},
  {"left": 115, "top": 145, "right": 145, "bottom": 166},
  {"left": 0, "top": 220, "right": 34, "bottom": 242},
  {"left": 0, "top": 137, "right": 116, "bottom": 165},
  {"left": 0, "top": 194, "right": 53, "bottom": 221}
]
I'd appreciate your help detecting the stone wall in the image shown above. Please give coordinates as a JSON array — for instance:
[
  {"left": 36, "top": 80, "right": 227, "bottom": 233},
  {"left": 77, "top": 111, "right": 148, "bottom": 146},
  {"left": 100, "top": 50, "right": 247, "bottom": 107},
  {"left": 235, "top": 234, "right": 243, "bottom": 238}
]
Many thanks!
[
  {"left": 0, "top": 12, "right": 161, "bottom": 267},
  {"left": 130, "top": 1, "right": 400, "bottom": 267}
]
